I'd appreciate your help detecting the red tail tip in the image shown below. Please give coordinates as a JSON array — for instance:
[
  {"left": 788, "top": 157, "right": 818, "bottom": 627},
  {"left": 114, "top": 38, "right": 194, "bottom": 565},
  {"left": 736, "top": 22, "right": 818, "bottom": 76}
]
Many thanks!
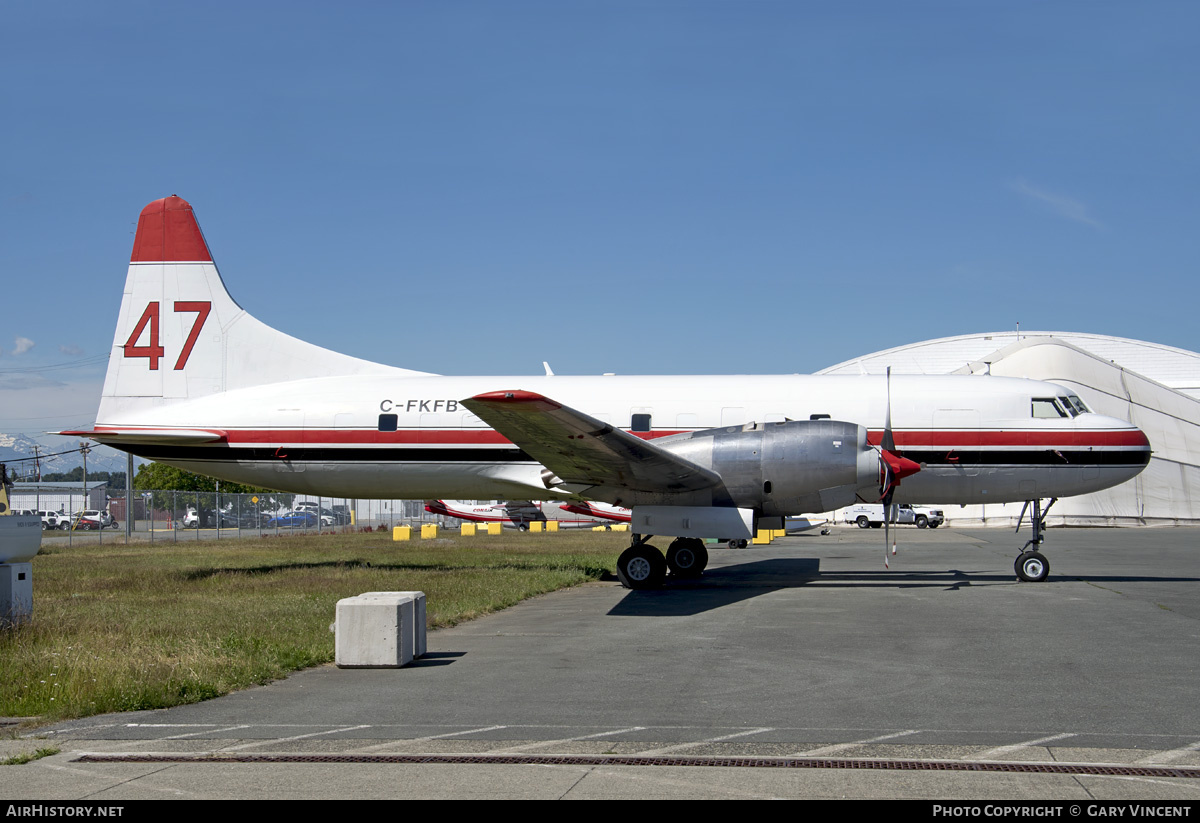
[{"left": 130, "top": 195, "right": 212, "bottom": 263}]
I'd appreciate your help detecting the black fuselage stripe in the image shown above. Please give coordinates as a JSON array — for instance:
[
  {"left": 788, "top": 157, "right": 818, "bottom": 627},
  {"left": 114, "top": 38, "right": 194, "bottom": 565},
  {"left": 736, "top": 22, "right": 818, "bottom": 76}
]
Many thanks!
[{"left": 902, "top": 449, "right": 1151, "bottom": 467}]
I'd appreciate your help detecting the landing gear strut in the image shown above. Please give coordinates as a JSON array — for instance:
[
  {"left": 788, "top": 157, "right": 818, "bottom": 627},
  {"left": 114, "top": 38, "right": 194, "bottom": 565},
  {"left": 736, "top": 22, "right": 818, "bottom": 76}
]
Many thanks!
[{"left": 1014, "top": 498, "right": 1057, "bottom": 582}]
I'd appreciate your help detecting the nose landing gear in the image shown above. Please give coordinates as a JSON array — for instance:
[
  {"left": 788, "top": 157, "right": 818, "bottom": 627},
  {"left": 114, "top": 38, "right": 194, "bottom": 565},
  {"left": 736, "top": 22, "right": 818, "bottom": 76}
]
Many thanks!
[{"left": 1014, "top": 497, "right": 1057, "bottom": 582}]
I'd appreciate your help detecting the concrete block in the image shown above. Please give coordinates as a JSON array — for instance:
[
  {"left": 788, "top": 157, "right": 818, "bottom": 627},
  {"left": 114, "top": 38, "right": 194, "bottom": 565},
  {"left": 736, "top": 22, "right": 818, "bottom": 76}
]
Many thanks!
[
  {"left": 0, "top": 563, "right": 32, "bottom": 626},
  {"left": 546, "top": 520, "right": 559, "bottom": 532},
  {"left": 421, "top": 523, "right": 438, "bottom": 539},
  {"left": 461, "top": 523, "right": 476, "bottom": 536},
  {"left": 335, "top": 591, "right": 426, "bottom": 667},
  {"left": 487, "top": 522, "right": 501, "bottom": 535},
  {"left": 530, "top": 521, "right": 543, "bottom": 532},
  {"left": 392, "top": 525, "right": 411, "bottom": 541}
]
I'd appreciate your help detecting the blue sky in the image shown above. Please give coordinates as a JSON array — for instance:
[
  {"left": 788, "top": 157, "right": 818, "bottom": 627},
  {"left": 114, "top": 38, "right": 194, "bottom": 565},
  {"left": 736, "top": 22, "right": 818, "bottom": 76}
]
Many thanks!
[{"left": 3, "top": 0, "right": 1197, "bottom": 437}]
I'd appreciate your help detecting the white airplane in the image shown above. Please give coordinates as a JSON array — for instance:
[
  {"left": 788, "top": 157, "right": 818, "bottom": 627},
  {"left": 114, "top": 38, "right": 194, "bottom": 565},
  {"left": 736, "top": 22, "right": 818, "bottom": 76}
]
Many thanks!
[
  {"left": 66, "top": 196, "right": 1152, "bottom": 588},
  {"left": 555, "top": 500, "right": 633, "bottom": 524},
  {"left": 425, "top": 499, "right": 630, "bottom": 530}
]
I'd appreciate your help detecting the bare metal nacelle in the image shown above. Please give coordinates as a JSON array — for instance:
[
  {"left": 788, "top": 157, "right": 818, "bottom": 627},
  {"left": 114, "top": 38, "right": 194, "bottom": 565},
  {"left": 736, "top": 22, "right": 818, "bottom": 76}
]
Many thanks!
[{"left": 654, "top": 419, "right": 876, "bottom": 517}]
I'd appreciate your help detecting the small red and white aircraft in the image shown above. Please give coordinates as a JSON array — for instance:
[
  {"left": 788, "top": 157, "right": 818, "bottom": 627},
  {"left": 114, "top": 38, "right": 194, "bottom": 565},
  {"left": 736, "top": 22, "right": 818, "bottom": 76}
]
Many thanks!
[
  {"left": 425, "top": 499, "right": 631, "bottom": 530},
  {"left": 67, "top": 196, "right": 1152, "bottom": 588}
]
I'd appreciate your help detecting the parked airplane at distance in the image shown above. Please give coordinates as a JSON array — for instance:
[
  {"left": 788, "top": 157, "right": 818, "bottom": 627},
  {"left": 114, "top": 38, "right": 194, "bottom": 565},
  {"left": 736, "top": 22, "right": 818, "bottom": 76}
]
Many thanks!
[
  {"left": 66, "top": 196, "right": 1152, "bottom": 588},
  {"left": 425, "top": 499, "right": 630, "bottom": 530}
]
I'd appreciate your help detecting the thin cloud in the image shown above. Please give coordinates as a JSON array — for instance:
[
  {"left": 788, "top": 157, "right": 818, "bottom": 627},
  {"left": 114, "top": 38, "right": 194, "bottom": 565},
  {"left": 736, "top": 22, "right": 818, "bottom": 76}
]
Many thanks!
[
  {"left": 1009, "top": 178, "right": 1102, "bottom": 228},
  {"left": 13, "top": 337, "right": 34, "bottom": 355},
  {"left": 58, "top": 344, "right": 84, "bottom": 356}
]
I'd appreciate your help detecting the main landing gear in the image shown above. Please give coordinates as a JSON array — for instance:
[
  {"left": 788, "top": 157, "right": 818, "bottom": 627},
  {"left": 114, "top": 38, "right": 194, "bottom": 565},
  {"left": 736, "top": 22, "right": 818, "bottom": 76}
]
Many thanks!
[
  {"left": 1014, "top": 497, "right": 1058, "bottom": 582},
  {"left": 616, "top": 535, "right": 709, "bottom": 589}
]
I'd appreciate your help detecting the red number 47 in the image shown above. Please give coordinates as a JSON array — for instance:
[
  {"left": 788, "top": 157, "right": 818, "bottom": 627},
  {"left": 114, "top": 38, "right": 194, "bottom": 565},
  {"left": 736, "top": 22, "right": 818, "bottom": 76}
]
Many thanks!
[{"left": 122, "top": 301, "right": 212, "bottom": 371}]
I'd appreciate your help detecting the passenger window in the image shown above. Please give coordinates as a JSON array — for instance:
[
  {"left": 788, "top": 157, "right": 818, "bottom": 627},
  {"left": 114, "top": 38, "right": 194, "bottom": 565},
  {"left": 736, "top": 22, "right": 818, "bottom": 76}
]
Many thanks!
[
  {"left": 631, "top": 413, "right": 651, "bottom": 432},
  {"left": 1031, "top": 398, "right": 1067, "bottom": 419},
  {"left": 378, "top": 413, "right": 398, "bottom": 432}
]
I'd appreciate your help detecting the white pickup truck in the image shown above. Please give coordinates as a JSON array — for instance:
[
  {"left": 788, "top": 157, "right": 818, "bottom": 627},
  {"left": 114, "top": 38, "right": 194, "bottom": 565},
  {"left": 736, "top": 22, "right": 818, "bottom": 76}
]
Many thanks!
[{"left": 842, "top": 504, "right": 945, "bottom": 529}]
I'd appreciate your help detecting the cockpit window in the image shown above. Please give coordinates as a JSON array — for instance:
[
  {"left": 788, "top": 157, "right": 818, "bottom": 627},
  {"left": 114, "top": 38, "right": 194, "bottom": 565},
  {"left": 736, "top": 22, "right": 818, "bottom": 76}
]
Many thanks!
[
  {"left": 1066, "top": 395, "right": 1090, "bottom": 415},
  {"left": 1032, "top": 398, "right": 1068, "bottom": 418}
]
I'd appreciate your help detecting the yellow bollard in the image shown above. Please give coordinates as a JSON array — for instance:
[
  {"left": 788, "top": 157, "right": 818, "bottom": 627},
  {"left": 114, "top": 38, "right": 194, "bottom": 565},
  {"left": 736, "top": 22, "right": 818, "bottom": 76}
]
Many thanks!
[
  {"left": 487, "top": 522, "right": 502, "bottom": 535},
  {"left": 753, "top": 530, "right": 773, "bottom": 545},
  {"left": 392, "top": 525, "right": 411, "bottom": 542},
  {"left": 461, "top": 523, "right": 476, "bottom": 537},
  {"left": 421, "top": 523, "right": 438, "bottom": 539},
  {"left": 547, "top": 520, "right": 559, "bottom": 532}
]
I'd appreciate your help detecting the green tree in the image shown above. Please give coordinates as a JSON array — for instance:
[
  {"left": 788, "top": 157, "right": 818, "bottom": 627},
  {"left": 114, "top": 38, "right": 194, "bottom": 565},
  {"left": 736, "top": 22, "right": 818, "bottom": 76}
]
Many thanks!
[{"left": 133, "top": 463, "right": 293, "bottom": 514}]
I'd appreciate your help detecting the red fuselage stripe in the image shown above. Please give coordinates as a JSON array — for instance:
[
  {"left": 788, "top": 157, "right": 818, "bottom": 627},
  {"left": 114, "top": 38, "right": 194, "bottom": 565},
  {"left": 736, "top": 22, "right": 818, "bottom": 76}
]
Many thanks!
[{"left": 94, "top": 426, "right": 1149, "bottom": 449}]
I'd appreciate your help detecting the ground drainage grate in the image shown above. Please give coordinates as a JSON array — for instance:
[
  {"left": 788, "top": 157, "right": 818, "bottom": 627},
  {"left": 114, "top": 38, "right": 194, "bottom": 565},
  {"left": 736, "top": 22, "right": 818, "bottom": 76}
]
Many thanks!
[{"left": 74, "top": 753, "right": 1200, "bottom": 778}]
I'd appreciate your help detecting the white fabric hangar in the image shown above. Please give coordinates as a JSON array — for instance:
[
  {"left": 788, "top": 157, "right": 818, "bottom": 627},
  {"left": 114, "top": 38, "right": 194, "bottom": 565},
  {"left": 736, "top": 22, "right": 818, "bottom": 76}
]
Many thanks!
[{"left": 819, "top": 332, "right": 1200, "bottom": 526}]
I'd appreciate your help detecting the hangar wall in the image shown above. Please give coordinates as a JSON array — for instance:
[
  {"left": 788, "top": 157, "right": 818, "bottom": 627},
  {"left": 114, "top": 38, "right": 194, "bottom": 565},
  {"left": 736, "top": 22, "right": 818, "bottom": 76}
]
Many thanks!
[
  {"left": 822, "top": 333, "right": 1200, "bottom": 527},
  {"left": 947, "top": 338, "right": 1200, "bottom": 526}
]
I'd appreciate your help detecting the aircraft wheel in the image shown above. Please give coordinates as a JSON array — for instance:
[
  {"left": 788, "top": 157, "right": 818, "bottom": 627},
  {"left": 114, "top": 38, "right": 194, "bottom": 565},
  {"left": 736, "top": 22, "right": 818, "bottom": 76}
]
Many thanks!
[
  {"left": 518, "top": 523, "right": 529, "bottom": 532},
  {"left": 856, "top": 516, "right": 870, "bottom": 529},
  {"left": 1015, "top": 551, "right": 1049, "bottom": 582},
  {"left": 726, "top": 538, "right": 748, "bottom": 549},
  {"left": 617, "top": 544, "right": 666, "bottom": 590},
  {"left": 916, "top": 516, "right": 928, "bottom": 529},
  {"left": 666, "top": 538, "right": 707, "bottom": 578}
]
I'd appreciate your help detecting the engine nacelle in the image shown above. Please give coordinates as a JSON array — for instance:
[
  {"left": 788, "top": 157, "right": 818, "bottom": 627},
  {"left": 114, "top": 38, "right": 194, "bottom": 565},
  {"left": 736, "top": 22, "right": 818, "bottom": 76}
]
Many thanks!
[{"left": 655, "top": 419, "right": 878, "bottom": 516}]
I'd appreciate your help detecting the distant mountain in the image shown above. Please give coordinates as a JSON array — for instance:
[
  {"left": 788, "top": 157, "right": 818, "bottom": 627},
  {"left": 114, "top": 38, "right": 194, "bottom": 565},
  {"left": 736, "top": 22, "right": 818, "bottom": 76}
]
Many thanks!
[{"left": 0, "top": 432, "right": 137, "bottom": 480}]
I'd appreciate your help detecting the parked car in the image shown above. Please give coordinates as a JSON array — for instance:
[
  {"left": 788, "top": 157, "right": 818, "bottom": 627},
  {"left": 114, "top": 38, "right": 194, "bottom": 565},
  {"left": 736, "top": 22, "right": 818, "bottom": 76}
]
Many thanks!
[
  {"left": 179, "top": 507, "right": 236, "bottom": 529},
  {"left": 237, "top": 510, "right": 275, "bottom": 528},
  {"left": 73, "top": 510, "right": 119, "bottom": 530},
  {"left": 295, "top": 501, "right": 345, "bottom": 525},
  {"left": 41, "top": 510, "right": 70, "bottom": 530},
  {"left": 266, "top": 510, "right": 318, "bottom": 529}
]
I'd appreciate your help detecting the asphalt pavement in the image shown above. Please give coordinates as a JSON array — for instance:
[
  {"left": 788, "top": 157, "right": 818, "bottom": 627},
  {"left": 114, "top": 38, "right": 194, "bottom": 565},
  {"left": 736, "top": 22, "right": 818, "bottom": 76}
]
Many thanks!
[{"left": 6, "top": 526, "right": 1200, "bottom": 800}]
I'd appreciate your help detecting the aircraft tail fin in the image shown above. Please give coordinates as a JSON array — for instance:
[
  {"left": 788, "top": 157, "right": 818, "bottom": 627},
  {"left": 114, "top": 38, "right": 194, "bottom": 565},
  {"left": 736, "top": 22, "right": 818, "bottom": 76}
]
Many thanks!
[{"left": 97, "top": 196, "right": 426, "bottom": 425}]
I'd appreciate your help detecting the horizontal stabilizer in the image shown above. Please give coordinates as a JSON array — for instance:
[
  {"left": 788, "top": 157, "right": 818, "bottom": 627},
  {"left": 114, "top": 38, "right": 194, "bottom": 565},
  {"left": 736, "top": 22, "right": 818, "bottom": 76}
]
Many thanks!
[
  {"left": 462, "top": 390, "right": 721, "bottom": 495},
  {"left": 58, "top": 428, "right": 228, "bottom": 445}
]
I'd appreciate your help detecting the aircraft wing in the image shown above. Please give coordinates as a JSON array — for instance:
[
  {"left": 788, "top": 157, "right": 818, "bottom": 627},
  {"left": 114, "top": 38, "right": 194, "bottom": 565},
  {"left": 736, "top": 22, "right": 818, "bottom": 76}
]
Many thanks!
[{"left": 462, "top": 390, "right": 721, "bottom": 495}]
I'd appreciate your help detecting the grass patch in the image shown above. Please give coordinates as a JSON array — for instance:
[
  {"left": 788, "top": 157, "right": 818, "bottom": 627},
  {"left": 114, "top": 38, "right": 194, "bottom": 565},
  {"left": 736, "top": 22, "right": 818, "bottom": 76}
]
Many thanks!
[
  {"left": 0, "top": 531, "right": 621, "bottom": 725},
  {"left": 2, "top": 747, "right": 60, "bottom": 765}
]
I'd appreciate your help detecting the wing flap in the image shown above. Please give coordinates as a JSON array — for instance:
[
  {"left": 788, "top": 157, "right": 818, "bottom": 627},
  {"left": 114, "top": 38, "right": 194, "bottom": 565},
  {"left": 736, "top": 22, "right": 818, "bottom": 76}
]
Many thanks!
[{"left": 462, "top": 390, "right": 720, "bottom": 494}]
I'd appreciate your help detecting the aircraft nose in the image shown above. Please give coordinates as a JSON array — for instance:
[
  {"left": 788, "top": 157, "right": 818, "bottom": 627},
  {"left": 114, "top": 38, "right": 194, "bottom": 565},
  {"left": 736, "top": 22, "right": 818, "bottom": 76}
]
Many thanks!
[{"left": 1080, "top": 413, "right": 1152, "bottom": 479}]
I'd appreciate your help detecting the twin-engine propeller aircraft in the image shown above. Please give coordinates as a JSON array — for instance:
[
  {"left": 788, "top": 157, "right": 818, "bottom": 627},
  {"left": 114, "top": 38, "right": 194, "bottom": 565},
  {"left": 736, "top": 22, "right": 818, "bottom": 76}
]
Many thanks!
[{"left": 67, "top": 196, "right": 1151, "bottom": 588}]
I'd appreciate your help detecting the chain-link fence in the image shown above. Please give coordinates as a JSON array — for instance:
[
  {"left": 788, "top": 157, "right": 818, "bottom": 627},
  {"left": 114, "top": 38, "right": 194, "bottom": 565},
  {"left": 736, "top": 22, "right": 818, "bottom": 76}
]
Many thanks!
[{"left": 33, "top": 491, "right": 441, "bottom": 544}]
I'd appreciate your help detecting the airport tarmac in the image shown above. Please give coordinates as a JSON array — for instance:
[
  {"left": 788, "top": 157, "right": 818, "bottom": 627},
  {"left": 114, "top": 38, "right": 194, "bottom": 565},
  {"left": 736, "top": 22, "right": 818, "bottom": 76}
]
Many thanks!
[{"left": 7, "top": 527, "right": 1200, "bottom": 800}]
